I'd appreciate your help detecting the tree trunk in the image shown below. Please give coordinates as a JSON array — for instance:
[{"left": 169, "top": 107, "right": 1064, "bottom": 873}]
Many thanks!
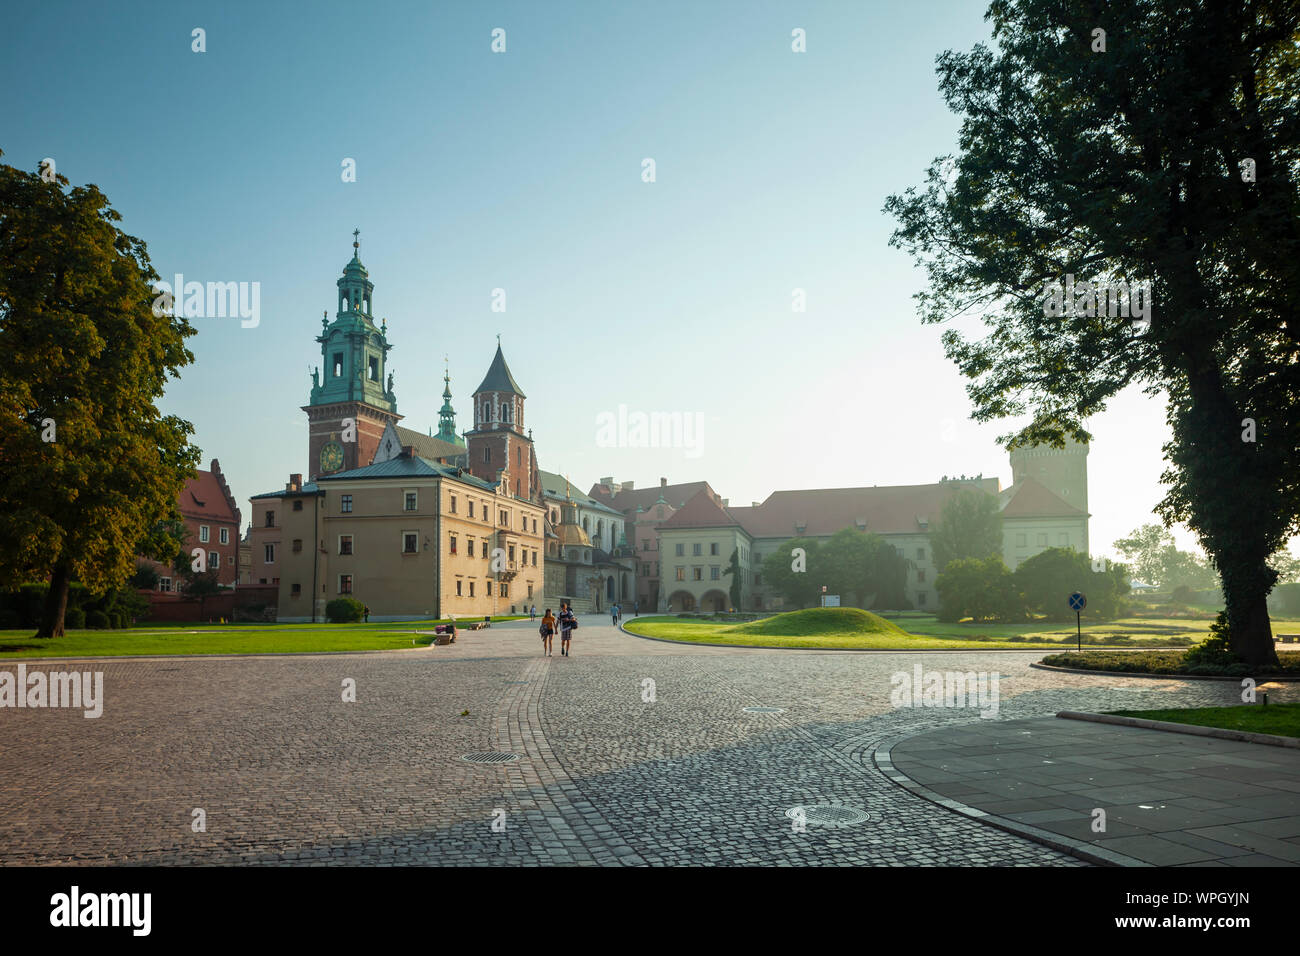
[
  {"left": 37, "top": 561, "right": 72, "bottom": 638},
  {"left": 1220, "top": 558, "right": 1279, "bottom": 667}
]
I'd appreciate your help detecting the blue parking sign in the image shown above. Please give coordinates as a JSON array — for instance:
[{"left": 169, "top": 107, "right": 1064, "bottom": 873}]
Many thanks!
[{"left": 1068, "top": 592, "right": 1086, "bottom": 611}]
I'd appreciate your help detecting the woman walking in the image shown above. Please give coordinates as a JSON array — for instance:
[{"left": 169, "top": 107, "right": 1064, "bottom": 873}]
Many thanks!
[
  {"left": 559, "top": 602, "right": 577, "bottom": 656},
  {"left": 540, "top": 608, "right": 556, "bottom": 656}
]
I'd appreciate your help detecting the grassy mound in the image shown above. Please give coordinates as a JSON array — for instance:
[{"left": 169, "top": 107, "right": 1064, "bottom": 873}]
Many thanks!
[{"left": 729, "top": 607, "right": 910, "bottom": 638}]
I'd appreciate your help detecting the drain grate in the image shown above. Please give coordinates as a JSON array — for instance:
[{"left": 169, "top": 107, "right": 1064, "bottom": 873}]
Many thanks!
[
  {"left": 785, "top": 804, "right": 875, "bottom": 827},
  {"left": 461, "top": 752, "right": 521, "bottom": 764},
  {"left": 743, "top": 706, "right": 786, "bottom": 714}
]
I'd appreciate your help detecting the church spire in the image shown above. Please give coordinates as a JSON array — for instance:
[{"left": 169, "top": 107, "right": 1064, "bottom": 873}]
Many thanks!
[{"left": 436, "top": 357, "right": 463, "bottom": 446}]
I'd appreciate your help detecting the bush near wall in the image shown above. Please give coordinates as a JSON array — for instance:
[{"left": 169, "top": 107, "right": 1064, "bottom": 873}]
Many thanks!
[{"left": 325, "top": 597, "right": 365, "bottom": 623}]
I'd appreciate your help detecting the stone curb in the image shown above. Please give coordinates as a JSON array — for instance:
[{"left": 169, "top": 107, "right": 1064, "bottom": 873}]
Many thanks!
[
  {"left": 1056, "top": 710, "right": 1300, "bottom": 749},
  {"left": 1030, "top": 661, "right": 1300, "bottom": 682},
  {"left": 873, "top": 731, "right": 1150, "bottom": 868}
]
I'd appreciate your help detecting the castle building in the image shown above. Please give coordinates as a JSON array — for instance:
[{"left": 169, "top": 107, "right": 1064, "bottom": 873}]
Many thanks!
[
  {"left": 593, "top": 442, "right": 1090, "bottom": 612},
  {"left": 248, "top": 236, "right": 547, "bottom": 620}
]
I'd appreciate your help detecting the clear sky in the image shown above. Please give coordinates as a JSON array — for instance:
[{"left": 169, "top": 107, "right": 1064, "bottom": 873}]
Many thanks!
[{"left": 2, "top": 0, "right": 1226, "bottom": 561}]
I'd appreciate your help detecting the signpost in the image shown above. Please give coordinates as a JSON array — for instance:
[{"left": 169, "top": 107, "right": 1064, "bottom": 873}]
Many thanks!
[{"left": 1068, "top": 592, "right": 1087, "bottom": 651}]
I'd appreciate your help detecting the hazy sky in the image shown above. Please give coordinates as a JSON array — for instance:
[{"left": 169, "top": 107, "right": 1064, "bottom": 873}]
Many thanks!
[{"left": 3, "top": 0, "right": 1225, "bottom": 560}]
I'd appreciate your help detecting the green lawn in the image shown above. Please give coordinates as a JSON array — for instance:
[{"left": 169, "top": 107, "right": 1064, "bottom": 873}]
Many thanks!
[
  {"left": 625, "top": 608, "right": 1243, "bottom": 650},
  {"left": 1108, "top": 703, "right": 1300, "bottom": 738},
  {"left": 0, "top": 617, "right": 526, "bottom": 658}
]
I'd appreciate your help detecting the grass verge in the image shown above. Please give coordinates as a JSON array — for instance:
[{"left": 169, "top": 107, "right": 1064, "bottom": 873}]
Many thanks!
[{"left": 1107, "top": 703, "right": 1300, "bottom": 738}]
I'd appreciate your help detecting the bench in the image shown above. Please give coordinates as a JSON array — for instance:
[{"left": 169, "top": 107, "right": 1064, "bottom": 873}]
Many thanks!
[
  {"left": 1277, "top": 634, "right": 1300, "bottom": 644},
  {"left": 468, "top": 621, "right": 490, "bottom": 631}
]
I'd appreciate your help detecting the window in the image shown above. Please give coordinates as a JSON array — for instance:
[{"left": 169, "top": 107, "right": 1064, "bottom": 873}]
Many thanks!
[
  {"left": 341, "top": 494, "right": 353, "bottom": 513},
  {"left": 405, "top": 492, "right": 417, "bottom": 512},
  {"left": 710, "top": 542, "right": 718, "bottom": 556},
  {"left": 531, "top": 551, "right": 537, "bottom": 566},
  {"left": 527, "top": 583, "right": 533, "bottom": 598},
  {"left": 450, "top": 494, "right": 457, "bottom": 513},
  {"left": 264, "top": 544, "right": 275, "bottom": 563},
  {"left": 918, "top": 592, "right": 927, "bottom": 606},
  {"left": 675, "top": 543, "right": 685, "bottom": 557},
  {"left": 483, "top": 446, "right": 490, "bottom": 463},
  {"left": 676, "top": 567, "right": 685, "bottom": 581},
  {"left": 333, "top": 352, "right": 343, "bottom": 377},
  {"left": 200, "top": 525, "right": 210, "bottom": 543},
  {"left": 917, "top": 569, "right": 926, "bottom": 583},
  {"left": 293, "top": 538, "right": 303, "bottom": 553},
  {"left": 1037, "top": 533, "right": 1048, "bottom": 547},
  {"left": 1015, "top": 533, "right": 1026, "bottom": 547},
  {"left": 293, "top": 500, "right": 303, "bottom": 512},
  {"left": 1059, "top": 533, "right": 1069, "bottom": 546},
  {"left": 508, "top": 545, "right": 515, "bottom": 562},
  {"left": 159, "top": 576, "right": 172, "bottom": 593},
  {"left": 339, "top": 535, "right": 353, "bottom": 555},
  {"left": 339, "top": 574, "right": 353, "bottom": 594},
  {"left": 469, "top": 582, "right": 475, "bottom": 597},
  {"left": 499, "top": 509, "right": 509, "bottom": 527},
  {"left": 917, "top": 547, "right": 925, "bottom": 560},
  {"left": 456, "top": 580, "right": 462, "bottom": 596},
  {"left": 482, "top": 538, "right": 489, "bottom": 558},
  {"left": 449, "top": 534, "right": 458, "bottom": 554},
  {"left": 487, "top": 581, "right": 493, "bottom": 596},
  {"left": 710, "top": 566, "right": 720, "bottom": 580},
  {"left": 754, "top": 573, "right": 762, "bottom": 586},
  {"left": 404, "top": 533, "right": 418, "bottom": 554},
  {"left": 291, "top": 583, "right": 301, "bottom": 597},
  {"left": 532, "top": 518, "right": 538, "bottom": 533},
  {"left": 369, "top": 356, "right": 379, "bottom": 381},
  {"left": 468, "top": 538, "right": 475, "bottom": 558},
  {"left": 500, "top": 582, "right": 509, "bottom": 598},
  {"left": 264, "top": 510, "right": 275, "bottom": 528},
  {"left": 469, "top": 501, "right": 475, "bottom": 518},
  {"left": 209, "top": 551, "right": 219, "bottom": 569},
  {"left": 220, "top": 528, "right": 229, "bottom": 545}
]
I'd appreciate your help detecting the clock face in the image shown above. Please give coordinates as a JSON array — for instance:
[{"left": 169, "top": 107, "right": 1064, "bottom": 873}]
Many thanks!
[{"left": 320, "top": 441, "right": 345, "bottom": 472}]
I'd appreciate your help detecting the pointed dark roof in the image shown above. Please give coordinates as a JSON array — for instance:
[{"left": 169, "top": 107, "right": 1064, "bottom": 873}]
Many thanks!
[{"left": 474, "top": 344, "right": 526, "bottom": 398}]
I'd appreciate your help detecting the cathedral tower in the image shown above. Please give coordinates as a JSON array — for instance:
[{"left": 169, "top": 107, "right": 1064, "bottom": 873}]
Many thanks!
[
  {"left": 465, "top": 342, "right": 538, "bottom": 501},
  {"left": 303, "top": 231, "right": 400, "bottom": 478}
]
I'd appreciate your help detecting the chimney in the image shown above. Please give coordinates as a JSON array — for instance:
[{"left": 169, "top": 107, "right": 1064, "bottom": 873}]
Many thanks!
[
  {"left": 287, "top": 473, "right": 302, "bottom": 492},
  {"left": 660, "top": 477, "right": 667, "bottom": 487},
  {"left": 600, "top": 476, "right": 613, "bottom": 485},
  {"left": 752, "top": 501, "right": 760, "bottom": 508},
  {"left": 722, "top": 498, "right": 729, "bottom": 507},
  {"left": 403, "top": 445, "right": 416, "bottom": 458},
  {"left": 623, "top": 480, "right": 633, "bottom": 490},
  {"left": 210, "top": 459, "right": 221, "bottom": 474}
]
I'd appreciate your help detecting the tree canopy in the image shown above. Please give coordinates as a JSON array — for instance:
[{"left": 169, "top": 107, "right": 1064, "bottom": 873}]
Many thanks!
[
  {"left": 0, "top": 152, "right": 199, "bottom": 636},
  {"left": 929, "top": 489, "right": 1003, "bottom": 572},
  {"left": 886, "top": 0, "right": 1300, "bottom": 664}
]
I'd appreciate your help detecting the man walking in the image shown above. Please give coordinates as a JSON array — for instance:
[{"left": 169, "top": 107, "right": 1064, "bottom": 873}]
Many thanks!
[
  {"left": 540, "top": 608, "right": 556, "bottom": 656},
  {"left": 530, "top": 604, "right": 536, "bottom": 621},
  {"left": 559, "top": 602, "right": 576, "bottom": 656},
  {"left": 611, "top": 603, "right": 618, "bottom": 627}
]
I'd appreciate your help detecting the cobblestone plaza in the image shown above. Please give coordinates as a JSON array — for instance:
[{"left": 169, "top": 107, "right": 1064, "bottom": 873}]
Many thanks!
[{"left": 1, "top": 620, "right": 1295, "bottom": 867}]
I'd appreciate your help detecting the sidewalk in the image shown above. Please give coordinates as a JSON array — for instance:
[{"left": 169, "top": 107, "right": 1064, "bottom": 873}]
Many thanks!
[{"left": 882, "top": 716, "right": 1300, "bottom": 866}]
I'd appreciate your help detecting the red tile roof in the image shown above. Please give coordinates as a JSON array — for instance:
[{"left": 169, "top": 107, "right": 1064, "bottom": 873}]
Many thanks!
[
  {"left": 180, "top": 463, "right": 241, "bottom": 524},
  {"left": 998, "top": 477, "right": 1083, "bottom": 517},
  {"left": 726, "top": 480, "right": 1001, "bottom": 538},
  {"left": 590, "top": 480, "right": 719, "bottom": 514},
  {"left": 657, "top": 490, "right": 740, "bottom": 529}
]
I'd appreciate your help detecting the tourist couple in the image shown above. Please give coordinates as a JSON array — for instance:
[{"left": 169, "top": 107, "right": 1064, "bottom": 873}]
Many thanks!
[{"left": 539, "top": 603, "right": 577, "bottom": 656}]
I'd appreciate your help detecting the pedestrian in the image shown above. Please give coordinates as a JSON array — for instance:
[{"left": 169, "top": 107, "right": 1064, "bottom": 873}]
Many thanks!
[
  {"left": 560, "top": 602, "right": 577, "bottom": 656},
  {"left": 634, "top": 601, "right": 639, "bottom": 617},
  {"left": 363, "top": 604, "right": 370, "bottom": 623},
  {"left": 530, "top": 604, "right": 537, "bottom": 621},
  {"left": 611, "top": 603, "right": 618, "bottom": 626},
  {"left": 540, "top": 608, "right": 556, "bottom": 656}
]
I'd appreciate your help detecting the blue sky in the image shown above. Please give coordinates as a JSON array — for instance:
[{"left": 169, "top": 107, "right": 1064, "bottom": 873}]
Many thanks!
[{"left": 2, "top": 0, "right": 1214, "bottom": 560}]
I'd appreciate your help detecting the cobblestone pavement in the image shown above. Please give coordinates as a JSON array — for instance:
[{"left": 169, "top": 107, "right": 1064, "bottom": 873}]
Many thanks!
[{"left": 1, "top": 619, "right": 1293, "bottom": 866}]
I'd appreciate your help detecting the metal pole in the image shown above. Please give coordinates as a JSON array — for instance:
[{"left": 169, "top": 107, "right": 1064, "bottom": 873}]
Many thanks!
[{"left": 1076, "top": 610, "right": 1081, "bottom": 652}]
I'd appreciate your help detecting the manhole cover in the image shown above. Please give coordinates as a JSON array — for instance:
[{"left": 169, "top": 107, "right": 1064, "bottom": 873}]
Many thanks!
[
  {"left": 743, "top": 706, "right": 786, "bottom": 714},
  {"left": 785, "top": 805, "right": 875, "bottom": 827},
  {"left": 461, "top": 752, "right": 521, "bottom": 764}
]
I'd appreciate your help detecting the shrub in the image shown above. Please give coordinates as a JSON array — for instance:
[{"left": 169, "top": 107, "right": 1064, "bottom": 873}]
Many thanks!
[
  {"left": 85, "top": 610, "right": 110, "bottom": 629},
  {"left": 325, "top": 597, "right": 365, "bottom": 623},
  {"left": 64, "top": 607, "right": 86, "bottom": 629},
  {"left": 1181, "top": 611, "right": 1244, "bottom": 673},
  {"left": 1170, "top": 585, "right": 1194, "bottom": 605}
]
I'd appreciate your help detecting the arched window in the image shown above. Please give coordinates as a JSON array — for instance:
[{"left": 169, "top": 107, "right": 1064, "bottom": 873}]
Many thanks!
[
  {"left": 516, "top": 447, "right": 521, "bottom": 466},
  {"left": 482, "top": 402, "right": 491, "bottom": 422}
]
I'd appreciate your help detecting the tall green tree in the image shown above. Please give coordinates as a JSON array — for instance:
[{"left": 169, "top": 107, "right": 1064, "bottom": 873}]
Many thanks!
[
  {"left": 886, "top": 1, "right": 1300, "bottom": 665},
  {"left": 1113, "top": 524, "right": 1218, "bottom": 590},
  {"left": 929, "top": 490, "right": 1003, "bottom": 573},
  {"left": 760, "top": 538, "right": 821, "bottom": 608},
  {"left": 935, "top": 556, "right": 1025, "bottom": 623},
  {"left": 0, "top": 153, "right": 199, "bottom": 637},
  {"left": 1015, "top": 548, "right": 1129, "bottom": 621}
]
